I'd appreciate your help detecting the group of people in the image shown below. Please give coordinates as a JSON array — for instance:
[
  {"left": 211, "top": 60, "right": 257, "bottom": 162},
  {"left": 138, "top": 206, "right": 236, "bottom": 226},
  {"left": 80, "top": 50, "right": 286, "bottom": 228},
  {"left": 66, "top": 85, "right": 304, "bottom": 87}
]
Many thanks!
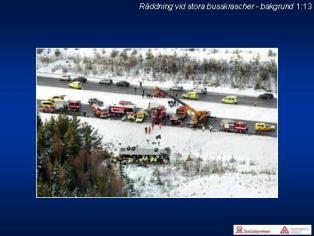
[
  {"left": 144, "top": 125, "right": 152, "bottom": 134},
  {"left": 141, "top": 90, "right": 153, "bottom": 99},
  {"left": 144, "top": 122, "right": 163, "bottom": 134},
  {"left": 168, "top": 100, "right": 179, "bottom": 108}
]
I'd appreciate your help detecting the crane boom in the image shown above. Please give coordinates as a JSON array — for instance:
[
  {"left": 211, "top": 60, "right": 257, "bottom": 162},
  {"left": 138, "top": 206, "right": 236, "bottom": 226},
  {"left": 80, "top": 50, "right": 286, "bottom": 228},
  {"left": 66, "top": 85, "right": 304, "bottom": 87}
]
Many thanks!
[{"left": 154, "top": 87, "right": 210, "bottom": 125}]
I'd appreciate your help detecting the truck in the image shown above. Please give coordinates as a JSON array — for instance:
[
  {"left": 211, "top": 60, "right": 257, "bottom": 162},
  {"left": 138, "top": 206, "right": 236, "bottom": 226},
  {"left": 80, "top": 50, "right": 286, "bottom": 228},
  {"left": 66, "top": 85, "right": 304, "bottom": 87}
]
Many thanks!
[
  {"left": 220, "top": 120, "right": 248, "bottom": 133},
  {"left": 118, "top": 146, "right": 170, "bottom": 165},
  {"left": 154, "top": 87, "right": 210, "bottom": 128},
  {"left": 150, "top": 105, "right": 166, "bottom": 124},
  {"left": 135, "top": 110, "right": 146, "bottom": 123},
  {"left": 170, "top": 106, "right": 188, "bottom": 125},
  {"left": 68, "top": 100, "right": 81, "bottom": 111},
  {"left": 54, "top": 100, "right": 68, "bottom": 111},
  {"left": 255, "top": 122, "right": 276, "bottom": 132},
  {"left": 108, "top": 104, "right": 136, "bottom": 116},
  {"left": 121, "top": 111, "right": 137, "bottom": 121},
  {"left": 94, "top": 106, "right": 110, "bottom": 118}
]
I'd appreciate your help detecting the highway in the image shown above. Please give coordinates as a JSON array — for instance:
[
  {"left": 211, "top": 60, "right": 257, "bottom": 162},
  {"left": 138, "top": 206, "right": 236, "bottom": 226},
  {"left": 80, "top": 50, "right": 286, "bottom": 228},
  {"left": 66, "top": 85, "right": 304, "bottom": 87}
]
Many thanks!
[
  {"left": 37, "top": 100, "right": 277, "bottom": 138},
  {"left": 37, "top": 76, "right": 277, "bottom": 109}
]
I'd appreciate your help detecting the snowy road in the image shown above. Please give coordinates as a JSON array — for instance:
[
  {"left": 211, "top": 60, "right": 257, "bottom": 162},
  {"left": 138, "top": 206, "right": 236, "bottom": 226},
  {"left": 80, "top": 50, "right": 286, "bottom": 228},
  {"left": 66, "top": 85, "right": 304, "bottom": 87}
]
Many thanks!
[
  {"left": 37, "top": 76, "right": 277, "bottom": 108},
  {"left": 36, "top": 99, "right": 277, "bottom": 137},
  {"left": 37, "top": 85, "right": 278, "bottom": 123}
]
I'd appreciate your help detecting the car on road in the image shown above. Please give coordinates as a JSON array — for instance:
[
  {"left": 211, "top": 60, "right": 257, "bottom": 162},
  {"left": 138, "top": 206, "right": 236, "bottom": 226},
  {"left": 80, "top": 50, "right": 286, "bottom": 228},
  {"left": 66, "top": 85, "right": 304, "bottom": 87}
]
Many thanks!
[
  {"left": 181, "top": 91, "right": 199, "bottom": 100},
  {"left": 116, "top": 81, "right": 130, "bottom": 87},
  {"left": 59, "top": 74, "right": 72, "bottom": 81},
  {"left": 192, "top": 86, "right": 207, "bottom": 94},
  {"left": 68, "top": 81, "right": 82, "bottom": 89},
  {"left": 221, "top": 95, "right": 238, "bottom": 104},
  {"left": 73, "top": 76, "right": 87, "bottom": 83},
  {"left": 88, "top": 98, "right": 104, "bottom": 106},
  {"left": 48, "top": 95, "right": 66, "bottom": 102},
  {"left": 258, "top": 93, "right": 274, "bottom": 100},
  {"left": 255, "top": 122, "right": 276, "bottom": 132},
  {"left": 99, "top": 78, "right": 113, "bottom": 85},
  {"left": 170, "top": 85, "right": 183, "bottom": 91}
]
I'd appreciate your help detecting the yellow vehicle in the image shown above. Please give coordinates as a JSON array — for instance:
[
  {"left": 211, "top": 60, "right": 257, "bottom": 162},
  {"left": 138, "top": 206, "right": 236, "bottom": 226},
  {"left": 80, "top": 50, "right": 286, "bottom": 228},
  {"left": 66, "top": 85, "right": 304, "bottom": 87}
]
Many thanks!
[
  {"left": 68, "top": 81, "right": 82, "bottom": 89},
  {"left": 221, "top": 95, "right": 238, "bottom": 104},
  {"left": 40, "top": 100, "right": 55, "bottom": 108},
  {"left": 255, "top": 123, "right": 276, "bottom": 132},
  {"left": 48, "top": 95, "right": 66, "bottom": 102},
  {"left": 181, "top": 91, "right": 199, "bottom": 100},
  {"left": 136, "top": 111, "right": 146, "bottom": 123}
]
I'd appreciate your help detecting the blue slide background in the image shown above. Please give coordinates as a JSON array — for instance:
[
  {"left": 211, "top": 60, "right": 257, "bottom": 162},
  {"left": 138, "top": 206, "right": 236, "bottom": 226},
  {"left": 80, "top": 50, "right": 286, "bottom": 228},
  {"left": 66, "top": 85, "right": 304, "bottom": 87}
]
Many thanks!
[{"left": 0, "top": 0, "right": 313, "bottom": 235}]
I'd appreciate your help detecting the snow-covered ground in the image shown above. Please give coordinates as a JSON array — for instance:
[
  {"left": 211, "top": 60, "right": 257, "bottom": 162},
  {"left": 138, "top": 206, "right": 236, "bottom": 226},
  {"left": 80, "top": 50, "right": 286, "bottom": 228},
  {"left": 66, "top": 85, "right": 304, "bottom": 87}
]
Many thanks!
[
  {"left": 39, "top": 113, "right": 278, "bottom": 198},
  {"left": 37, "top": 48, "right": 278, "bottom": 94},
  {"left": 37, "top": 85, "right": 278, "bottom": 123},
  {"left": 38, "top": 48, "right": 277, "bottom": 64}
]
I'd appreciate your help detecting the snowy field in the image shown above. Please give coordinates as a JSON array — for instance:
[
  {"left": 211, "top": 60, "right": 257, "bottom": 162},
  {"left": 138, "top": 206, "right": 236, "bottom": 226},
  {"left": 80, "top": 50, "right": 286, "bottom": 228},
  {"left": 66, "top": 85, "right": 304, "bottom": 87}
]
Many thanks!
[
  {"left": 37, "top": 85, "right": 277, "bottom": 123},
  {"left": 37, "top": 48, "right": 278, "bottom": 95},
  {"left": 38, "top": 48, "right": 277, "bottom": 64},
  {"left": 39, "top": 113, "right": 278, "bottom": 198}
]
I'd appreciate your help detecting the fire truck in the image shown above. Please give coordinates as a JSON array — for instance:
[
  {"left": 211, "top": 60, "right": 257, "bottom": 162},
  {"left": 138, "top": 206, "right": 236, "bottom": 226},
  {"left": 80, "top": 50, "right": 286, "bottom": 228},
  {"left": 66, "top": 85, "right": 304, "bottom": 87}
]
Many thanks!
[
  {"left": 108, "top": 103, "right": 136, "bottom": 116},
  {"left": 150, "top": 105, "right": 166, "bottom": 124},
  {"left": 220, "top": 120, "right": 248, "bottom": 133},
  {"left": 170, "top": 106, "right": 188, "bottom": 125},
  {"left": 68, "top": 100, "right": 81, "bottom": 111}
]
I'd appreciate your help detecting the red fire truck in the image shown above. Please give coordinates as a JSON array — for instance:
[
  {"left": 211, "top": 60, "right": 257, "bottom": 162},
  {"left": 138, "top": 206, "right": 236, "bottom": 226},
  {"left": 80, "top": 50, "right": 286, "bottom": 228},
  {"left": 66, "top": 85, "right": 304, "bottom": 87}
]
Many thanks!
[{"left": 108, "top": 104, "right": 136, "bottom": 116}]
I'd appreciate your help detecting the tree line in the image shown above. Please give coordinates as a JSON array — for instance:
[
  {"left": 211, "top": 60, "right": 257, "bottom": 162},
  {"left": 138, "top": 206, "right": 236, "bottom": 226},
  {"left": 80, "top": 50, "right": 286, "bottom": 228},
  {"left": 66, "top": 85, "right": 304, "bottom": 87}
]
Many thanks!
[{"left": 37, "top": 114, "right": 126, "bottom": 197}]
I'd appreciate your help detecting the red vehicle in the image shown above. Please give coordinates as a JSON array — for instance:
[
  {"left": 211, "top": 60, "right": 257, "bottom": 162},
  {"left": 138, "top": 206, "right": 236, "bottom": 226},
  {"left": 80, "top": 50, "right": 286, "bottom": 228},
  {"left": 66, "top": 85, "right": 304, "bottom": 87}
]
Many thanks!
[
  {"left": 94, "top": 107, "right": 110, "bottom": 118},
  {"left": 151, "top": 106, "right": 166, "bottom": 124},
  {"left": 68, "top": 100, "right": 81, "bottom": 111},
  {"left": 39, "top": 107, "right": 55, "bottom": 113},
  {"left": 153, "top": 91, "right": 167, "bottom": 98},
  {"left": 170, "top": 106, "right": 188, "bottom": 125},
  {"left": 109, "top": 104, "right": 135, "bottom": 116},
  {"left": 220, "top": 120, "right": 248, "bottom": 133}
]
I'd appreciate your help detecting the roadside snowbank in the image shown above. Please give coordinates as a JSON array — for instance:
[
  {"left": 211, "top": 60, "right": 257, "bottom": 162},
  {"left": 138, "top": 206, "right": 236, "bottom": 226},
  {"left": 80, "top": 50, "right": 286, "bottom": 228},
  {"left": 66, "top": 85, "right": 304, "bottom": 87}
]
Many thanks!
[
  {"left": 39, "top": 113, "right": 278, "bottom": 198},
  {"left": 37, "top": 85, "right": 278, "bottom": 123},
  {"left": 39, "top": 113, "right": 277, "bottom": 170}
]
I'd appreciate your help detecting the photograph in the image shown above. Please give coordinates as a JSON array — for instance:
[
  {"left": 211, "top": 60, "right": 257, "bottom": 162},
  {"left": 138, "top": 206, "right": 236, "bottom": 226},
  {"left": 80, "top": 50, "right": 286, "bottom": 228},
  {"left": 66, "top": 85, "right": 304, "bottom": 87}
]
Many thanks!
[{"left": 36, "top": 48, "right": 278, "bottom": 198}]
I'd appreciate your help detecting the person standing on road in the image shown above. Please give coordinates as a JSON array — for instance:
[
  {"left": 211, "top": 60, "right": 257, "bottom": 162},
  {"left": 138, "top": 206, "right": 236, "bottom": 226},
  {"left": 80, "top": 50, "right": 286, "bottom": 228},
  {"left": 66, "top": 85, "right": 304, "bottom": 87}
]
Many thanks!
[
  {"left": 142, "top": 90, "right": 145, "bottom": 99},
  {"left": 134, "top": 87, "right": 137, "bottom": 93},
  {"left": 140, "top": 81, "right": 142, "bottom": 88}
]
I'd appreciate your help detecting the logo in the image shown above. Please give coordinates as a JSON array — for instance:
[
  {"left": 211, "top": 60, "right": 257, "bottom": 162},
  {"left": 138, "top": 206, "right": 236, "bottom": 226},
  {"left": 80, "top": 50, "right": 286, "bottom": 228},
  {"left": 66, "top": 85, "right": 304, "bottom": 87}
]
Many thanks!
[
  {"left": 236, "top": 226, "right": 243, "bottom": 233},
  {"left": 234, "top": 225, "right": 311, "bottom": 235},
  {"left": 280, "top": 226, "right": 289, "bottom": 234}
]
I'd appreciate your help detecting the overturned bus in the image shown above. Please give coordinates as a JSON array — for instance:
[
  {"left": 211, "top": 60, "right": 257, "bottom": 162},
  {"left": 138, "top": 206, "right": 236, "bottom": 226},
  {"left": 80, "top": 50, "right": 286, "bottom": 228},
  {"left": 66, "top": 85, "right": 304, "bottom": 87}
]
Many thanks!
[{"left": 118, "top": 146, "right": 170, "bottom": 164}]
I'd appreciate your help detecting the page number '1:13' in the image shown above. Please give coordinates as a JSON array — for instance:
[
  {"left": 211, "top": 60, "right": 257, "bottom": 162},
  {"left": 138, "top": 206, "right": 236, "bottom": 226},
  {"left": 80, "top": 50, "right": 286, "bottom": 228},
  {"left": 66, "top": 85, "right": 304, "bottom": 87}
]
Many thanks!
[{"left": 297, "top": 2, "right": 312, "bottom": 10}]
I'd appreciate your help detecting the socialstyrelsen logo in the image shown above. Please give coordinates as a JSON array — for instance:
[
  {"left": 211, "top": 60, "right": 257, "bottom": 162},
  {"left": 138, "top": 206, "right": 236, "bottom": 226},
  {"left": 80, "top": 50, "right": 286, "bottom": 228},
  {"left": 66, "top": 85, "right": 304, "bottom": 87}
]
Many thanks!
[{"left": 233, "top": 225, "right": 312, "bottom": 235}]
